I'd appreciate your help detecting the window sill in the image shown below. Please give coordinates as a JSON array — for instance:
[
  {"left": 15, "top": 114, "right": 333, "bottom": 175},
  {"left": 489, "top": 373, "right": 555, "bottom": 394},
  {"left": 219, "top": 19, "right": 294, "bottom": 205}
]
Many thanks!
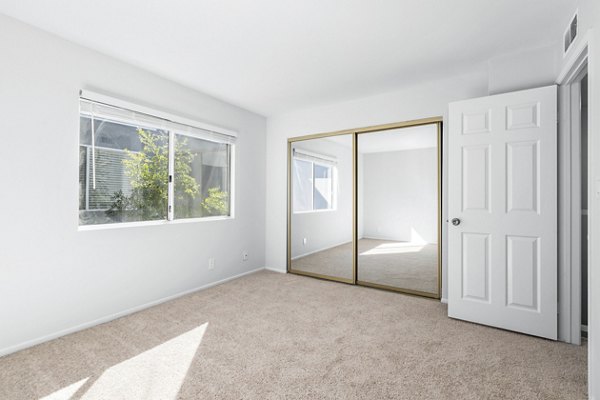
[{"left": 78, "top": 216, "right": 234, "bottom": 231}]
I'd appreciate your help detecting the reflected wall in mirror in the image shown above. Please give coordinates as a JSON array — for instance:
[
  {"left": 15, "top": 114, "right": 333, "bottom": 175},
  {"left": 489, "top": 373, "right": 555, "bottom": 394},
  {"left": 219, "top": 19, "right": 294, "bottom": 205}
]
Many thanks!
[
  {"left": 289, "top": 134, "right": 353, "bottom": 282},
  {"left": 357, "top": 124, "right": 440, "bottom": 296}
]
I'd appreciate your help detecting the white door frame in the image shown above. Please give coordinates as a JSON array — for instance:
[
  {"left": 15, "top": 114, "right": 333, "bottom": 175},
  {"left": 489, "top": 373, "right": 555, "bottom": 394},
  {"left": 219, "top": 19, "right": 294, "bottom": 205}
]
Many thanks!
[
  {"left": 557, "top": 43, "right": 588, "bottom": 345},
  {"left": 556, "top": 29, "right": 595, "bottom": 398}
]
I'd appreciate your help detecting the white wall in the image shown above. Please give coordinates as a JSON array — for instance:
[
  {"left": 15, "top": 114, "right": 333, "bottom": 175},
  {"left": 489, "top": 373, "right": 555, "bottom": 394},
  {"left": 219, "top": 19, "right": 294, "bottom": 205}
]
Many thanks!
[
  {"left": 291, "top": 138, "right": 352, "bottom": 258},
  {"left": 488, "top": 44, "right": 560, "bottom": 95},
  {"left": 0, "top": 15, "right": 267, "bottom": 355},
  {"left": 265, "top": 67, "right": 489, "bottom": 302},
  {"left": 362, "top": 148, "right": 438, "bottom": 243}
]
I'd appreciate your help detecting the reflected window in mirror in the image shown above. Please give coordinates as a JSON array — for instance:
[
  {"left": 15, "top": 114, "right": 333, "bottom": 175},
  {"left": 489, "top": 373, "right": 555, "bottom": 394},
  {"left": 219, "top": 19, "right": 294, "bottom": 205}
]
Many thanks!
[{"left": 292, "top": 148, "right": 337, "bottom": 213}]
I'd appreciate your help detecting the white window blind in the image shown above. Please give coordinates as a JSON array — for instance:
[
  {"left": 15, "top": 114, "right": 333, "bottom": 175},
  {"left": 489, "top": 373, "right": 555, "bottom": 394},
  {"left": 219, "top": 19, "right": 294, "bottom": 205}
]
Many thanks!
[
  {"left": 79, "top": 99, "right": 236, "bottom": 145},
  {"left": 292, "top": 148, "right": 337, "bottom": 165}
]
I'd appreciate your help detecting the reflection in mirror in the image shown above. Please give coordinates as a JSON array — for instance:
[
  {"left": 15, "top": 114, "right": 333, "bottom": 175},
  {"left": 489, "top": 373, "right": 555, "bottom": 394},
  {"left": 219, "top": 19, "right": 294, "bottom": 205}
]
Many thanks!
[
  {"left": 357, "top": 124, "right": 439, "bottom": 295},
  {"left": 290, "top": 134, "right": 353, "bottom": 281}
]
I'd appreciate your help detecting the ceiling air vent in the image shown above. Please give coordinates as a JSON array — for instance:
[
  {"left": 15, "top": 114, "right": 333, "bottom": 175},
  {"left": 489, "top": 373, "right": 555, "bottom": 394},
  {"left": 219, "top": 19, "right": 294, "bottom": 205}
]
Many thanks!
[{"left": 564, "top": 11, "right": 578, "bottom": 56}]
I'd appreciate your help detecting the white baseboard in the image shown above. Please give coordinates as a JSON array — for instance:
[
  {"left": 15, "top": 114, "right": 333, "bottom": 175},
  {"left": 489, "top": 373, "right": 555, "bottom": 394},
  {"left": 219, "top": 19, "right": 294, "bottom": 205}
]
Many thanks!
[
  {"left": 292, "top": 240, "right": 351, "bottom": 260},
  {"left": 0, "top": 267, "right": 266, "bottom": 358},
  {"left": 362, "top": 234, "right": 408, "bottom": 242},
  {"left": 264, "top": 267, "right": 287, "bottom": 273},
  {"left": 363, "top": 235, "right": 438, "bottom": 244},
  {"left": 440, "top": 297, "right": 448, "bottom": 304}
]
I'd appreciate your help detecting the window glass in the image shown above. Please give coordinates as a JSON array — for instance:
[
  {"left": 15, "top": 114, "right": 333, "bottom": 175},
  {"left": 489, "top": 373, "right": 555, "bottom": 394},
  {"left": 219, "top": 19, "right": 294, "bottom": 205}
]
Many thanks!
[
  {"left": 292, "top": 157, "right": 335, "bottom": 212},
  {"left": 79, "top": 116, "right": 168, "bottom": 225},
  {"left": 174, "top": 134, "right": 231, "bottom": 219}
]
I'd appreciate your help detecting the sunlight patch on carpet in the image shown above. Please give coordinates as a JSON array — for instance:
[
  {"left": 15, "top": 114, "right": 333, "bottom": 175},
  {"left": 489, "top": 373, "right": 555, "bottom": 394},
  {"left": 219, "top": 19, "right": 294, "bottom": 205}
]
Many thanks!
[
  {"left": 360, "top": 242, "right": 425, "bottom": 256},
  {"left": 38, "top": 377, "right": 89, "bottom": 400},
  {"left": 38, "top": 323, "right": 208, "bottom": 400}
]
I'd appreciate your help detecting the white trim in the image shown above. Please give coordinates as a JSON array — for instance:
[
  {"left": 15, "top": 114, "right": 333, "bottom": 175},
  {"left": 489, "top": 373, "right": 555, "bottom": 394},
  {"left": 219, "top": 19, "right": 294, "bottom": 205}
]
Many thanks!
[
  {"left": 264, "top": 267, "right": 287, "bottom": 273},
  {"left": 168, "top": 131, "right": 175, "bottom": 221},
  {"left": 586, "top": 28, "right": 598, "bottom": 400},
  {"left": 0, "top": 267, "right": 266, "bottom": 358},
  {"left": 78, "top": 216, "right": 234, "bottom": 231},
  {"left": 557, "top": 39, "right": 589, "bottom": 345},
  {"left": 570, "top": 76, "right": 584, "bottom": 345},
  {"left": 558, "top": 84, "right": 573, "bottom": 343},
  {"left": 557, "top": 31, "right": 589, "bottom": 84},
  {"left": 362, "top": 235, "right": 437, "bottom": 244},
  {"left": 229, "top": 145, "right": 236, "bottom": 219},
  {"left": 85, "top": 147, "right": 90, "bottom": 210},
  {"left": 291, "top": 240, "right": 350, "bottom": 260},
  {"left": 79, "top": 89, "right": 237, "bottom": 138},
  {"left": 570, "top": 72, "right": 591, "bottom": 344},
  {"left": 440, "top": 297, "right": 448, "bottom": 304},
  {"left": 169, "top": 216, "right": 234, "bottom": 225}
]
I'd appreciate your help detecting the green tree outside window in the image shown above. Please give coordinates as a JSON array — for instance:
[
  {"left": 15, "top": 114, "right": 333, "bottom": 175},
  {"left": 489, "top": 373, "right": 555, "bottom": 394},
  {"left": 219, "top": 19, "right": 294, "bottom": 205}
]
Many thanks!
[{"left": 107, "top": 129, "right": 228, "bottom": 221}]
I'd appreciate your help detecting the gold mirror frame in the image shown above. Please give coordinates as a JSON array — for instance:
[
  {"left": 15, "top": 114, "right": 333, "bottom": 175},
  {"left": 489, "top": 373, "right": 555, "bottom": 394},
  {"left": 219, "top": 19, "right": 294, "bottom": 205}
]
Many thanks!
[{"left": 287, "top": 117, "right": 443, "bottom": 299}]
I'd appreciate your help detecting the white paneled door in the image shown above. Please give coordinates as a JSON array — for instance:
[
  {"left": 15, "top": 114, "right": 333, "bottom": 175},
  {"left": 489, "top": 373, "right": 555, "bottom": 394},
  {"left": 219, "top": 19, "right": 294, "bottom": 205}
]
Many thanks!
[{"left": 448, "top": 86, "right": 558, "bottom": 339}]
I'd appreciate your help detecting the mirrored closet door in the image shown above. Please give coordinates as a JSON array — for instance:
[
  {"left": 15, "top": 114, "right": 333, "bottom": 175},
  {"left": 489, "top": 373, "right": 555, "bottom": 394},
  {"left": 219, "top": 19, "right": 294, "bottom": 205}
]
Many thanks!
[
  {"left": 287, "top": 119, "right": 441, "bottom": 298},
  {"left": 288, "top": 134, "right": 354, "bottom": 283},
  {"left": 357, "top": 124, "right": 440, "bottom": 297}
]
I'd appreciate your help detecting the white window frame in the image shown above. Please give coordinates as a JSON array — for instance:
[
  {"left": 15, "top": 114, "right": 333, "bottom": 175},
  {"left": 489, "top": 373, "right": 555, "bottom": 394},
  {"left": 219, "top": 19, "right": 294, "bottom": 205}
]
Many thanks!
[
  {"left": 78, "top": 90, "right": 236, "bottom": 231},
  {"left": 292, "top": 153, "right": 337, "bottom": 214},
  {"left": 168, "top": 129, "right": 235, "bottom": 222}
]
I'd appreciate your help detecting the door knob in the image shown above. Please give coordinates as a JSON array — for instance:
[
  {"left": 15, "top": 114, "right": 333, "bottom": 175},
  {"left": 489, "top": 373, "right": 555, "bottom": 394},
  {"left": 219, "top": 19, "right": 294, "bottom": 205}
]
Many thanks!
[{"left": 451, "top": 218, "right": 461, "bottom": 226}]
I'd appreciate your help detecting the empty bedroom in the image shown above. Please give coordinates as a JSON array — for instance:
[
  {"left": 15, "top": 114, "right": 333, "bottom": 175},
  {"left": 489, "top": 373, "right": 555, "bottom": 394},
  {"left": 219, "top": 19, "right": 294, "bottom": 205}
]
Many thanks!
[{"left": 0, "top": 0, "right": 599, "bottom": 399}]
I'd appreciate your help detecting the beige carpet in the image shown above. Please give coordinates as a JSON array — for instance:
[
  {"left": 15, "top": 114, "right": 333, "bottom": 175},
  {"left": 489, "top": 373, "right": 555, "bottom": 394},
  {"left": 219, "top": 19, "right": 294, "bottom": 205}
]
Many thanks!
[
  {"left": 292, "top": 239, "right": 438, "bottom": 294},
  {"left": 0, "top": 271, "right": 587, "bottom": 400}
]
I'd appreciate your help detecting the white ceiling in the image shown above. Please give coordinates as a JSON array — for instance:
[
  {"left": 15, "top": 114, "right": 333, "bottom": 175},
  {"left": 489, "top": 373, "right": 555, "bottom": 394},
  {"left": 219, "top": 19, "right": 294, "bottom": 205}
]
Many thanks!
[
  {"left": 325, "top": 124, "right": 437, "bottom": 153},
  {"left": 0, "top": 0, "right": 576, "bottom": 116}
]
